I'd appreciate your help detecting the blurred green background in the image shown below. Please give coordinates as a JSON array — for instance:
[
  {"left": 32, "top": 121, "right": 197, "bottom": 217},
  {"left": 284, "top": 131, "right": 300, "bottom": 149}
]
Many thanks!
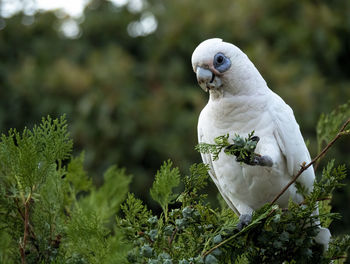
[{"left": 1, "top": 0, "right": 349, "bottom": 235}]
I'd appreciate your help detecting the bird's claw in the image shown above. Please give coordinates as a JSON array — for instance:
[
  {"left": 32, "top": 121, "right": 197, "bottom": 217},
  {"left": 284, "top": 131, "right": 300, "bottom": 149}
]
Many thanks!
[
  {"left": 237, "top": 214, "right": 252, "bottom": 231},
  {"left": 250, "top": 136, "right": 260, "bottom": 142},
  {"left": 252, "top": 155, "right": 273, "bottom": 167}
]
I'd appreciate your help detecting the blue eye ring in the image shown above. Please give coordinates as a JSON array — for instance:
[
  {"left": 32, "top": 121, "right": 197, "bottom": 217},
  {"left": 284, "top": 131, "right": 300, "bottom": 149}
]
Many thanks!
[{"left": 213, "top": 52, "right": 231, "bottom": 73}]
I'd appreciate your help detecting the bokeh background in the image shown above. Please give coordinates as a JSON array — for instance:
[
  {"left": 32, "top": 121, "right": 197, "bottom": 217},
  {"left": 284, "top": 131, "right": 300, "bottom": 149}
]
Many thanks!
[{"left": 1, "top": 0, "right": 350, "bottom": 236}]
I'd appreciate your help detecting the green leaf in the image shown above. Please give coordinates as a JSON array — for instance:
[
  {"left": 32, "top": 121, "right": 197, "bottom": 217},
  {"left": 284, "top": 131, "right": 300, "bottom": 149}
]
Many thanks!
[
  {"left": 196, "top": 132, "right": 259, "bottom": 164},
  {"left": 311, "top": 160, "right": 347, "bottom": 201},
  {"left": 316, "top": 100, "right": 350, "bottom": 152},
  {"left": 119, "top": 193, "right": 152, "bottom": 238},
  {"left": 81, "top": 165, "right": 132, "bottom": 220},
  {"left": 150, "top": 160, "right": 180, "bottom": 219},
  {"left": 66, "top": 152, "right": 92, "bottom": 194},
  {"left": 63, "top": 208, "right": 111, "bottom": 264},
  {"left": 184, "top": 163, "right": 209, "bottom": 193},
  {"left": 0, "top": 115, "right": 72, "bottom": 191}
]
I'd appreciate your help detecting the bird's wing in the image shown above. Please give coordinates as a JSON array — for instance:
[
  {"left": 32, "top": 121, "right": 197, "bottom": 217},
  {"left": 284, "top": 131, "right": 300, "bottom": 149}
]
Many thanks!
[
  {"left": 198, "top": 121, "right": 241, "bottom": 216},
  {"left": 269, "top": 94, "right": 315, "bottom": 192}
]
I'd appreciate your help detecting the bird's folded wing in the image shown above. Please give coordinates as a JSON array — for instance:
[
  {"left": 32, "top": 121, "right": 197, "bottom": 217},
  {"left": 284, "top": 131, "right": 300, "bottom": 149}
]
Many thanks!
[
  {"left": 270, "top": 94, "right": 315, "bottom": 192},
  {"left": 198, "top": 127, "right": 241, "bottom": 215}
]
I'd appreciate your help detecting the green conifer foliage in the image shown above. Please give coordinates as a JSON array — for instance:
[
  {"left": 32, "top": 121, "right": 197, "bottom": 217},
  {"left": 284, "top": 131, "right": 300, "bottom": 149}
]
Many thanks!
[
  {"left": 119, "top": 157, "right": 350, "bottom": 263},
  {"left": 150, "top": 160, "right": 180, "bottom": 221},
  {"left": 0, "top": 116, "right": 131, "bottom": 263},
  {"left": 0, "top": 102, "right": 349, "bottom": 263}
]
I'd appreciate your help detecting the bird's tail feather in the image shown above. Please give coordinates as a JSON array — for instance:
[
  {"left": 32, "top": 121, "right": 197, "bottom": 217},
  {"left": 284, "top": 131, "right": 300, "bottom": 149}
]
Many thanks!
[{"left": 315, "top": 227, "right": 331, "bottom": 251}]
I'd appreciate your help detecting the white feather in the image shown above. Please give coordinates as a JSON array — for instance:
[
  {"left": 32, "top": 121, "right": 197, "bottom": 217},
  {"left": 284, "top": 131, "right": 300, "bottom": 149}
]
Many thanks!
[{"left": 194, "top": 38, "right": 330, "bottom": 247}]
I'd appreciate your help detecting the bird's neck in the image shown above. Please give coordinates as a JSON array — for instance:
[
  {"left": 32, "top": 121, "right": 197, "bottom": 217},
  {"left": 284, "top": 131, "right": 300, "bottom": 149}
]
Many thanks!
[
  {"left": 205, "top": 91, "right": 271, "bottom": 132},
  {"left": 208, "top": 88, "right": 224, "bottom": 100},
  {"left": 209, "top": 81, "right": 269, "bottom": 102}
]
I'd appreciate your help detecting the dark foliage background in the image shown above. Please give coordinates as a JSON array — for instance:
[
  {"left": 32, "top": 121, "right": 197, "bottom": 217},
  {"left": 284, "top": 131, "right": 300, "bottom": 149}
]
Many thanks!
[{"left": 0, "top": 0, "right": 349, "bottom": 235}]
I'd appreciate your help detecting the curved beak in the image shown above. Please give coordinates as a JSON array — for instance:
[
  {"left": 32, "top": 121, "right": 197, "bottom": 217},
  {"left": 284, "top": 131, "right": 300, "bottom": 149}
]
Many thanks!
[{"left": 196, "top": 67, "right": 222, "bottom": 92}]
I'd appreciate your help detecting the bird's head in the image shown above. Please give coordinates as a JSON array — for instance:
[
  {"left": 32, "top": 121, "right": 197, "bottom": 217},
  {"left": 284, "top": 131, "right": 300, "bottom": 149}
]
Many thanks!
[{"left": 191, "top": 38, "right": 266, "bottom": 98}]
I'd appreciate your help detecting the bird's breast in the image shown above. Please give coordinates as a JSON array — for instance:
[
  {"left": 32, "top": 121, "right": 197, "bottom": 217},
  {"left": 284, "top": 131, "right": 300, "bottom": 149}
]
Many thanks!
[
  {"left": 198, "top": 95, "right": 295, "bottom": 209},
  {"left": 205, "top": 95, "right": 271, "bottom": 131},
  {"left": 200, "top": 96, "right": 274, "bottom": 139},
  {"left": 212, "top": 154, "right": 290, "bottom": 209}
]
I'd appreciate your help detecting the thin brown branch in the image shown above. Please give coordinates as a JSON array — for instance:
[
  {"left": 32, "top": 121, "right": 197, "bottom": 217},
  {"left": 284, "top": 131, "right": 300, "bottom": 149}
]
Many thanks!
[
  {"left": 19, "top": 199, "right": 30, "bottom": 264},
  {"left": 271, "top": 117, "right": 350, "bottom": 205},
  {"left": 23, "top": 201, "right": 29, "bottom": 245},
  {"left": 15, "top": 196, "right": 40, "bottom": 256},
  {"left": 168, "top": 227, "right": 178, "bottom": 246},
  {"left": 332, "top": 255, "right": 347, "bottom": 260},
  {"left": 314, "top": 118, "right": 350, "bottom": 171},
  {"left": 19, "top": 243, "right": 26, "bottom": 264},
  {"left": 300, "top": 196, "right": 332, "bottom": 205},
  {"left": 137, "top": 231, "right": 154, "bottom": 244},
  {"left": 202, "top": 230, "right": 242, "bottom": 258},
  {"left": 19, "top": 192, "right": 34, "bottom": 264},
  {"left": 281, "top": 197, "right": 332, "bottom": 212},
  {"left": 15, "top": 197, "right": 25, "bottom": 220}
]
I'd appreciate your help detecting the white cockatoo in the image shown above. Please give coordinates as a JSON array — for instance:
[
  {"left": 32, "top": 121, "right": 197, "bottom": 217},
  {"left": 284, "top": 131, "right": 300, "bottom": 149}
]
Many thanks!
[{"left": 192, "top": 38, "right": 330, "bottom": 247}]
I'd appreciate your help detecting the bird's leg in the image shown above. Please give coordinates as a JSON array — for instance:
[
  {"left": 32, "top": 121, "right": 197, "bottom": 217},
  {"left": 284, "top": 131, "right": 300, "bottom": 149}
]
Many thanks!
[
  {"left": 240, "top": 152, "right": 273, "bottom": 167},
  {"left": 248, "top": 136, "right": 273, "bottom": 167},
  {"left": 236, "top": 213, "right": 252, "bottom": 231}
]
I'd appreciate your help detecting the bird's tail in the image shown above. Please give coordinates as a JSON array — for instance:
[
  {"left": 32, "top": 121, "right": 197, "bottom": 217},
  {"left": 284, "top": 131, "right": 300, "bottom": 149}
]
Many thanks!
[
  {"left": 315, "top": 227, "right": 331, "bottom": 251},
  {"left": 311, "top": 206, "right": 331, "bottom": 251}
]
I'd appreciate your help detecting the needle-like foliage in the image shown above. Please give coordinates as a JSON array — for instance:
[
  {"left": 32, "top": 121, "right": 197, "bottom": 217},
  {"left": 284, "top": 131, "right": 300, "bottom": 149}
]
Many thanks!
[
  {"left": 0, "top": 116, "right": 131, "bottom": 264},
  {"left": 0, "top": 101, "right": 349, "bottom": 263},
  {"left": 195, "top": 131, "right": 259, "bottom": 165},
  {"left": 150, "top": 160, "right": 180, "bottom": 221},
  {"left": 317, "top": 100, "right": 350, "bottom": 153}
]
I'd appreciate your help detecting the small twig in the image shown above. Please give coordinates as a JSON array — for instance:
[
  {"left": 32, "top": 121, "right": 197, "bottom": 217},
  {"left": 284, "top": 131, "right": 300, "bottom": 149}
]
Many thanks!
[
  {"left": 15, "top": 197, "right": 25, "bottom": 220},
  {"left": 300, "top": 196, "right": 332, "bottom": 205},
  {"left": 314, "top": 119, "right": 350, "bottom": 171},
  {"left": 19, "top": 197, "right": 31, "bottom": 264},
  {"left": 271, "top": 118, "right": 350, "bottom": 205},
  {"left": 280, "top": 197, "right": 332, "bottom": 212},
  {"left": 19, "top": 244, "right": 26, "bottom": 264},
  {"left": 202, "top": 204, "right": 278, "bottom": 258},
  {"left": 137, "top": 231, "right": 154, "bottom": 244},
  {"left": 202, "top": 230, "right": 241, "bottom": 258},
  {"left": 332, "top": 255, "right": 347, "bottom": 260},
  {"left": 15, "top": 197, "right": 39, "bottom": 254},
  {"left": 168, "top": 227, "right": 178, "bottom": 246}
]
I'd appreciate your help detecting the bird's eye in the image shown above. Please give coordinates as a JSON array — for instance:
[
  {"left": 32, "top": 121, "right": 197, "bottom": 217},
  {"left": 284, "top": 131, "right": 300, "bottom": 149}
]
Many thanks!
[
  {"left": 216, "top": 55, "right": 224, "bottom": 64},
  {"left": 213, "top": 53, "right": 231, "bottom": 73}
]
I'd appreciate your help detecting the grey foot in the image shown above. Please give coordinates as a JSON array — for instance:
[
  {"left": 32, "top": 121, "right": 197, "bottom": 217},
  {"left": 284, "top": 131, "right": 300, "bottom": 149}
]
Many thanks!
[
  {"left": 253, "top": 155, "right": 273, "bottom": 167},
  {"left": 250, "top": 136, "right": 260, "bottom": 142},
  {"left": 237, "top": 214, "right": 252, "bottom": 231}
]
